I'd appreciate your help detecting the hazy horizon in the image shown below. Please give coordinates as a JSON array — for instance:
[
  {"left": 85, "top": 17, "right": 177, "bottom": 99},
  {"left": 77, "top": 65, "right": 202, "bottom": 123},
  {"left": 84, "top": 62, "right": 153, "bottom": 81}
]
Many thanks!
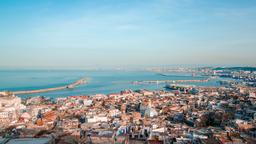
[
  {"left": 1, "top": 0, "right": 256, "bottom": 68},
  {"left": 1, "top": 64, "right": 255, "bottom": 71}
]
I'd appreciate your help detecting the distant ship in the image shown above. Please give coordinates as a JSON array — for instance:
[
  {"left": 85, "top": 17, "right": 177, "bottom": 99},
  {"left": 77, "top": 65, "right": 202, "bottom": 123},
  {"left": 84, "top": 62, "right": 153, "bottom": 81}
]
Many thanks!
[
  {"left": 164, "top": 84, "right": 178, "bottom": 90},
  {"left": 164, "top": 84, "right": 192, "bottom": 90},
  {"left": 156, "top": 73, "right": 169, "bottom": 77},
  {"left": 164, "top": 84, "right": 199, "bottom": 94}
]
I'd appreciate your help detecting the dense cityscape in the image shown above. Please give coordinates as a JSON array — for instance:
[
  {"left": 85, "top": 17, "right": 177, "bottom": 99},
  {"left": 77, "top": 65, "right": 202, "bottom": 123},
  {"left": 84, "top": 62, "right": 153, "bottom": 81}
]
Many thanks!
[
  {"left": 1, "top": 0, "right": 256, "bottom": 144},
  {"left": 1, "top": 67, "right": 256, "bottom": 144}
]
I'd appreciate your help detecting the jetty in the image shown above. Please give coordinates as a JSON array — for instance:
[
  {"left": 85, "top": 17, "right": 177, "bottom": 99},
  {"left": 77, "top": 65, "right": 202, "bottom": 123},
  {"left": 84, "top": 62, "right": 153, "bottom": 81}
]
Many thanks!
[
  {"left": 132, "top": 77, "right": 216, "bottom": 85},
  {"left": 13, "top": 77, "right": 88, "bottom": 95}
]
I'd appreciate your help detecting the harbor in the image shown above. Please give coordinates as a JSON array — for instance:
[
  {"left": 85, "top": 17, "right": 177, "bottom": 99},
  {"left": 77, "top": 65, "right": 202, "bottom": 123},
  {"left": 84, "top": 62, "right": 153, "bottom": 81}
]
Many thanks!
[{"left": 0, "top": 70, "right": 224, "bottom": 98}]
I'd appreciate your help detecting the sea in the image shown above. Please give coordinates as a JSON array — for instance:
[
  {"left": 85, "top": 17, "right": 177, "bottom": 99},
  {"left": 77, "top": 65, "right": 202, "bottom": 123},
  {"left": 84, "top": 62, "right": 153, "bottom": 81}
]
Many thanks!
[{"left": 0, "top": 70, "right": 226, "bottom": 99}]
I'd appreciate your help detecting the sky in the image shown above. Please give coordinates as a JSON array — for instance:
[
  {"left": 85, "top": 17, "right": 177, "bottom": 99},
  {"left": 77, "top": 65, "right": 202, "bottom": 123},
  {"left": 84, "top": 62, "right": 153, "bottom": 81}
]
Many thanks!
[{"left": 0, "top": 0, "right": 256, "bottom": 69}]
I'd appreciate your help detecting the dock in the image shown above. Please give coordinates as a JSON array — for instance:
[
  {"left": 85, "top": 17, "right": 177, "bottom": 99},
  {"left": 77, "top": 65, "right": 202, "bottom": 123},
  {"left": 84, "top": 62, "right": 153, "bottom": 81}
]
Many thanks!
[
  {"left": 132, "top": 77, "right": 216, "bottom": 85},
  {"left": 13, "top": 77, "right": 88, "bottom": 95}
]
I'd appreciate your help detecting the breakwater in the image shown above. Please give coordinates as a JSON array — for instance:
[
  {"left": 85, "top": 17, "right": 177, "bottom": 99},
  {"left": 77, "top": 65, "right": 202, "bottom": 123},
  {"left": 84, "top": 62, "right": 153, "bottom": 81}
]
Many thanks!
[
  {"left": 132, "top": 77, "right": 216, "bottom": 85},
  {"left": 12, "top": 77, "right": 88, "bottom": 95}
]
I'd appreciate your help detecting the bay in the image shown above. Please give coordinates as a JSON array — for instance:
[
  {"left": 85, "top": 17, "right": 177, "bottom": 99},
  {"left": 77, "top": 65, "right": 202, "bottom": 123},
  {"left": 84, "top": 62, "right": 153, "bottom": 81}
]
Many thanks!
[{"left": 0, "top": 70, "right": 224, "bottom": 99}]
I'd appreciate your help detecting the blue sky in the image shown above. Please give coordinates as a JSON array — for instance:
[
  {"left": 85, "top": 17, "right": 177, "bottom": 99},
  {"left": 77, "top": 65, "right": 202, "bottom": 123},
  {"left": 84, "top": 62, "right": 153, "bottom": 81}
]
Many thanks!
[{"left": 0, "top": 0, "right": 256, "bottom": 69}]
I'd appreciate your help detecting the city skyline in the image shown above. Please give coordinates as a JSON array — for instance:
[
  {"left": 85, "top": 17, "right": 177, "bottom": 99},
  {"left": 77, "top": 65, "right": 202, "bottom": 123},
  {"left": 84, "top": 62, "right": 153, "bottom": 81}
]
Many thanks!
[{"left": 1, "top": 0, "right": 256, "bottom": 69}]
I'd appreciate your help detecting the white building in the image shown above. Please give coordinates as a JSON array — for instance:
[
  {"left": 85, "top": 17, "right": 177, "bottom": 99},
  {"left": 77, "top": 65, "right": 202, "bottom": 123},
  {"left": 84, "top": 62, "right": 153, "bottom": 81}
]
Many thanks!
[
  {"left": 85, "top": 115, "right": 108, "bottom": 123},
  {"left": 0, "top": 94, "right": 25, "bottom": 110},
  {"left": 108, "top": 109, "right": 121, "bottom": 117},
  {"left": 0, "top": 93, "right": 26, "bottom": 123},
  {"left": 145, "top": 107, "right": 158, "bottom": 118},
  {"left": 144, "top": 100, "right": 158, "bottom": 118},
  {"left": 249, "top": 92, "right": 256, "bottom": 98}
]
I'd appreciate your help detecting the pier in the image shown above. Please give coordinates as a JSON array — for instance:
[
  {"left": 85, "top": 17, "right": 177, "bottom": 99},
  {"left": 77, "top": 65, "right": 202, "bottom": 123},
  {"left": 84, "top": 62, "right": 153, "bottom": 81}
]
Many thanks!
[
  {"left": 132, "top": 77, "right": 216, "bottom": 85},
  {"left": 12, "top": 77, "right": 88, "bottom": 95}
]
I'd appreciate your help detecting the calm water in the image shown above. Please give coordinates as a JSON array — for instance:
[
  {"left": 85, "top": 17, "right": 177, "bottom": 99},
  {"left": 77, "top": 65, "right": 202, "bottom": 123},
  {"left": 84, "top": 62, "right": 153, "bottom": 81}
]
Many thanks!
[{"left": 0, "top": 70, "right": 223, "bottom": 99}]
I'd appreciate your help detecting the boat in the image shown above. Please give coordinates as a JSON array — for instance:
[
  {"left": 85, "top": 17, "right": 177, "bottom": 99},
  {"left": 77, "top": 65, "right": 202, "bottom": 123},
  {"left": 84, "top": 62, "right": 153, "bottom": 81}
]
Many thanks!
[{"left": 164, "top": 84, "right": 193, "bottom": 90}]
